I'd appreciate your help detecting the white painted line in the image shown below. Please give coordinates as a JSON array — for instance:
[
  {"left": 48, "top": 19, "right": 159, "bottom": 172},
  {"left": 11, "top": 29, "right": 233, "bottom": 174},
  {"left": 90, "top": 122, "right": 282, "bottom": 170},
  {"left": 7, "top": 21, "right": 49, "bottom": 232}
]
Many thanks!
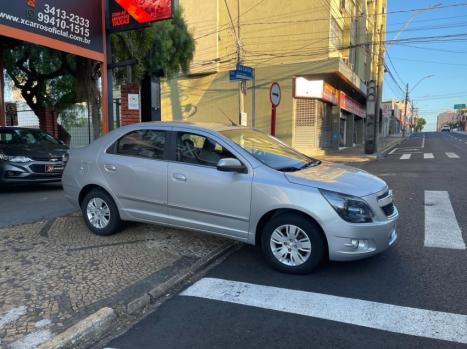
[
  {"left": 9, "top": 329, "right": 52, "bottom": 349},
  {"left": 424, "top": 191, "right": 466, "bottom": 250},
  {"left": 421, "top": 135, "right": 425, "bottom": 148},
  {"left": 181, "top": 278, "right": 467, "bottom": 344},
  {"left": 445, "top": 152, "right": 460, "bottom": 159},
  {"left": 388, "top": 148, "right": 398, "bottom": 155},
  {"left": 0, "top": 306, "right": 26, "bottom": 329},
  {"left": 400, "top": 154, "right": 411, "bottom": 160},
  {"left": 423, "top": 153, "right": 434, "bottom": 159}
]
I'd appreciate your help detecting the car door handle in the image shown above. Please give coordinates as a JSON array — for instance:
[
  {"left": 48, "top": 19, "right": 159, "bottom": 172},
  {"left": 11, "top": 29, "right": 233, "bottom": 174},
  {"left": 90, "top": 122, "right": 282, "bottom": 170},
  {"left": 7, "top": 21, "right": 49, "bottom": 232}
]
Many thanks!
[
  {"left": 104, "top": 164, "right": 117, "bottom": 172},
  {"left": 172, "top": 173, "right": 187, "bottom": 182}
]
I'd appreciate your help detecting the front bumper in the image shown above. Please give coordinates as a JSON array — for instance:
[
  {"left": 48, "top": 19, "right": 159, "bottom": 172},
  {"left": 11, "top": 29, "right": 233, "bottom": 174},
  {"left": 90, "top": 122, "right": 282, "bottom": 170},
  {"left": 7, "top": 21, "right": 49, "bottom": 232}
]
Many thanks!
[
  {"left": 0, "top": 160, "right": 65, "bottom": 184},
  {"left": 327, "top": 210, "right": 398, "bottom": 261}
]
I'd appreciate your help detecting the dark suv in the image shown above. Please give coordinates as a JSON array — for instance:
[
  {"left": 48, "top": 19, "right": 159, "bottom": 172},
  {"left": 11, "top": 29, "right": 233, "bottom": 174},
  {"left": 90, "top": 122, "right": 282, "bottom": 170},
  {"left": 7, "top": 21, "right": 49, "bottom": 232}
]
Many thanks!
[{"left": 0, "top": 127, "right": 68, "bottom": 185}]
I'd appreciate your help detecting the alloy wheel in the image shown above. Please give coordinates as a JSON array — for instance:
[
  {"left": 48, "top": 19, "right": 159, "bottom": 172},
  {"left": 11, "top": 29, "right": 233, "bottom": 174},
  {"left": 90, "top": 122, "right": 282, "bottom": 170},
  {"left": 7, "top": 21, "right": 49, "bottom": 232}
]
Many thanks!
[
  {"left": 269, "top": 224, "right": 312, "bottom": 266},
  {"left": 86, "top": 197, "right": 111, "bottom": 229}
]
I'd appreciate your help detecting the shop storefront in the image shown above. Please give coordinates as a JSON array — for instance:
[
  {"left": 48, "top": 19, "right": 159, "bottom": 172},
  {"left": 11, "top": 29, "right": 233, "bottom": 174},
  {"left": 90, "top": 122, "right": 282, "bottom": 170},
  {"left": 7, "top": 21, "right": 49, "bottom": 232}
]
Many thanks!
[
  {"left": 292, "top": 76, "right": 365, "bottom": 154},
  {"left": 292, "top": 78, "right": 339, "bottom": 153}
]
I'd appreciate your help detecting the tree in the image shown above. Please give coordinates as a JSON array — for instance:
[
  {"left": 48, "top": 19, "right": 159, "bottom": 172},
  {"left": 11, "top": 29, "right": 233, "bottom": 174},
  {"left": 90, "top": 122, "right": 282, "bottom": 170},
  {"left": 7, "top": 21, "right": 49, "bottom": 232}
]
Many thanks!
[
  {"left": 111, "top": 8, "right": 195, "bottom": 82},
  {"left": 2, "top": 39, "right": 76, "bottom": 130},
  {"left": 415, "top": 117, "right": 426, "bottom": 132}
]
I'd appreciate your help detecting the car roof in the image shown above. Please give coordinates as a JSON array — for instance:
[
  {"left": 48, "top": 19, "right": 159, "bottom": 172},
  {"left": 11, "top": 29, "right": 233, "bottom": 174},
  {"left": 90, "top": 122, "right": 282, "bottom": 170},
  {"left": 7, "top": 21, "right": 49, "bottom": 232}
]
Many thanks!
[{"left": 134, "top": 121, "right": 246, "bottom": 132}]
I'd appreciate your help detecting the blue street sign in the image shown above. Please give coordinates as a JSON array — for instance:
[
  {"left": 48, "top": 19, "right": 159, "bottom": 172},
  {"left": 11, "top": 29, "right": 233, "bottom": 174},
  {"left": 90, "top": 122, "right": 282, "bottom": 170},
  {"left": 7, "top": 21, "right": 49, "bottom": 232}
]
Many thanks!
[
  {"left": 236, "top": 64, "right": 254, "bottom": 79},
  {"left": 229, "top": 70, "right": 240, "bottom": 81},
  {"left": 229, "top": 65, "right": 254, "bottom": 81}
]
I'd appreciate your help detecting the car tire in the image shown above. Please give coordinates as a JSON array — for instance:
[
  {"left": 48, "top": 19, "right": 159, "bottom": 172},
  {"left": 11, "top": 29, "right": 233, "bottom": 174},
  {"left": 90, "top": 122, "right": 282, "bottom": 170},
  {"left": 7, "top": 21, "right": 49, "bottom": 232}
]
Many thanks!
[
  {"left": 261, "top": 213, "right": 326, "bottom": 274},
  {"left": 81, "top": 189, "right": 122, "bottom": 236}
]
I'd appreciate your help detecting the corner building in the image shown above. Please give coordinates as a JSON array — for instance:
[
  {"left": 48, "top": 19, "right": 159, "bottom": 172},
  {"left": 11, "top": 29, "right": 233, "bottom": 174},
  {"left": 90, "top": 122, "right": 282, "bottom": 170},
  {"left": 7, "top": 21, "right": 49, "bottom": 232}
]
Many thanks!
[{"left": 161, "top": 0, "right": 387, "bottom": 154}]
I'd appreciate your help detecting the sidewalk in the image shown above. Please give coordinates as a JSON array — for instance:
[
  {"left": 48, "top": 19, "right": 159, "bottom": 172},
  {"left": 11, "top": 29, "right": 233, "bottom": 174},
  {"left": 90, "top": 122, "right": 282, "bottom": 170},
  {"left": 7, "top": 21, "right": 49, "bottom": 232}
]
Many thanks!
[
  {"left": 313, "top": 134, "right": 406, "bottom": 163},
  {"left": 0, "top": 214, "right": 233, "bottom": 348}
]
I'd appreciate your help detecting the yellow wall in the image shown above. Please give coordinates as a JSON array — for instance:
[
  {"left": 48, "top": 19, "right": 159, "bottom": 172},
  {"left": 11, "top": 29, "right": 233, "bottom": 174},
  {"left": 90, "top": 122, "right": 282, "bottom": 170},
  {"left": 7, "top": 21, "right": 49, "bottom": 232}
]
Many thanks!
[{"left": 162, "top": 0, "right": 387, "bottom": 145}]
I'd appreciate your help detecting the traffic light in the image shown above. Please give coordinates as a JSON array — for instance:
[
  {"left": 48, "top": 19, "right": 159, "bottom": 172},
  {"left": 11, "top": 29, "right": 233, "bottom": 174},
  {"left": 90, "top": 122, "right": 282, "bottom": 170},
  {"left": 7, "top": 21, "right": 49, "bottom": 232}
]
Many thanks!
[{"left": 367, "top": 80, "right": 376, "bottom": 101}]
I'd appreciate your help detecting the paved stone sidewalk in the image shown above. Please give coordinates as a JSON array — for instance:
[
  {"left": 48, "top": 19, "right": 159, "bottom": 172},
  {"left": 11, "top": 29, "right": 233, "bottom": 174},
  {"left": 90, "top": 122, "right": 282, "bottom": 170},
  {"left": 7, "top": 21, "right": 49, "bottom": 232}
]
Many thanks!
[{"left": 0, "top": 214, "right": 229, "bottom": 348}]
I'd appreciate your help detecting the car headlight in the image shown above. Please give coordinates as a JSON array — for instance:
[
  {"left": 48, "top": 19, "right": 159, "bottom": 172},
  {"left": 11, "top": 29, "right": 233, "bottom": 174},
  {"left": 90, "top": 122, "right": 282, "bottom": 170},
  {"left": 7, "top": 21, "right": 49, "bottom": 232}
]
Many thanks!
[
  {"left": 0, "top": 153, "right": 33, "bottom": 163},
  {"left": 320, "top": 189, "right": 374, "bottom": 223}
]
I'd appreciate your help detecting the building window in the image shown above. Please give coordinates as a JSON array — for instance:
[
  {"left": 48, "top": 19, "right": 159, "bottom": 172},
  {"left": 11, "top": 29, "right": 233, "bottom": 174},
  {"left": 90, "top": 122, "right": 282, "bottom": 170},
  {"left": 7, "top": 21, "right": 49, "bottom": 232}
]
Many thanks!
[{"left": 330, "top": 18, "right": 343, "bottom": 48}]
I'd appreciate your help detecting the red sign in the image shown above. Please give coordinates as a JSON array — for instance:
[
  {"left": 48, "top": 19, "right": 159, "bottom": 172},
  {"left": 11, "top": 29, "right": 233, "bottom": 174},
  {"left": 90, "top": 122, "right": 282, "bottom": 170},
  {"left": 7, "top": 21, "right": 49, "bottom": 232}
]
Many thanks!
[
  {"left": 110, "top": 0, "right": 173, "bottom": 32},
  {"left": 340, "top": 92, "right": 365, "bottom": 118}
]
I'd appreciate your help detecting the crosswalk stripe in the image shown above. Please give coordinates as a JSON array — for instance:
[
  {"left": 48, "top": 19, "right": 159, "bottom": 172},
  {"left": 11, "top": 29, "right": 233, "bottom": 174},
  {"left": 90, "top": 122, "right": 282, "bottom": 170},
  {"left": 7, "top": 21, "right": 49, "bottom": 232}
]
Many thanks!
[
  {"left": 388, "top": 148, "right": 397, "bottom": 155},
  {"left": 445, "top": 152, "right": 460, "bottom": 158},
  {"left": 181, "top": 278, "right": 467, "bottom": 344},
  {"left": 400, "top": 154, "right": 411, "bottom": 160},
  {"left": 424, "top": 191, "right": 466, "bottom": 250},
  {"left": 423, "top": 153, "right": 434, "bottom": 159}
]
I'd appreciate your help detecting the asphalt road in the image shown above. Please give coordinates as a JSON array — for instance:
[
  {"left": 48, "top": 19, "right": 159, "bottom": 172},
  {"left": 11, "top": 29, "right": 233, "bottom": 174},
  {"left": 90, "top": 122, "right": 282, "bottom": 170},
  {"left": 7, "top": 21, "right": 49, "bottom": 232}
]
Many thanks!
[
  {"left": 105, "top": 131, "right": 467, "bottom": 349},
  {"left": 0, "top": 182, "right": 76, "bottom": 227}
]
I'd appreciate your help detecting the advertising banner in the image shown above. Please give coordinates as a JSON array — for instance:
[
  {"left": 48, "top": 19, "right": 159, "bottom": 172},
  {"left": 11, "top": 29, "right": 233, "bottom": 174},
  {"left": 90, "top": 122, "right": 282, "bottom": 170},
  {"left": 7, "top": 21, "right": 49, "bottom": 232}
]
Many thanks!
[
  {"left": 0, "top": 0, "right": 104, "bottom": 60},
  {"left": 340, "top": 91, "right": 365, "bottom": 118},
  {"left": 110, "top": 0, "right": 173, "bottom": 32}
]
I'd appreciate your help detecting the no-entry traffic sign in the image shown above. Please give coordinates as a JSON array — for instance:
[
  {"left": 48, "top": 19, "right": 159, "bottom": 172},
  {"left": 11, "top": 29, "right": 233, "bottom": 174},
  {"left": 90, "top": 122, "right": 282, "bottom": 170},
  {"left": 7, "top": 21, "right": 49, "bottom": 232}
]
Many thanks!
[
  {"left": 270, "top": 82, "right": 281, "bottom": 107},
  {"left": 270, "top": 82, "right": 281, "bottom": 136}
]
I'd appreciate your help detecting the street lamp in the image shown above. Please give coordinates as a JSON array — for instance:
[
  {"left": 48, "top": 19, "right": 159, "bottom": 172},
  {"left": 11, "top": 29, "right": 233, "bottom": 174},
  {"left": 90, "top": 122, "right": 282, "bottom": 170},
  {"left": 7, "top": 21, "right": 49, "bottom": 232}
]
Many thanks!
[
  {"left": 403, "top": 75, "right": 434, "bottom": 133},
  {"left": 410, "top": 74, "right": 435, "bottom": 94}
]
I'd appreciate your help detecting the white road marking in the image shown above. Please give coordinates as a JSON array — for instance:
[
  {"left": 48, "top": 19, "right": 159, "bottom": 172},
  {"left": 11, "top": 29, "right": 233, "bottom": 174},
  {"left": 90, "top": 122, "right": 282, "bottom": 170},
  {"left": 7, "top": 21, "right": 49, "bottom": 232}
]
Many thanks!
[
  {"left": 400, "top": 154, "right": 411, "bottom": 160},
  {"left": 423, "top": 153, "right": 434, "bottom": 159},
  {"left": 388, "top": 148, "right": 398, "bottom": 155},
  {"left": 0, "top": 306, "right": 26, "bottom": 329},
  {"left": 181, "top": 278, "right": 467, "bottom": 344},
  {"left": 445, "top": 152, "right": 460, "bottom": 158},
  {"left": 421, "top": 135, "right": 425, "bottom": 148},
  {"left": 424, "top": 191, "right": 466, "bottom": 250},
  {"left": 9, "top": 329, "right": 52, "bottom": 349}
]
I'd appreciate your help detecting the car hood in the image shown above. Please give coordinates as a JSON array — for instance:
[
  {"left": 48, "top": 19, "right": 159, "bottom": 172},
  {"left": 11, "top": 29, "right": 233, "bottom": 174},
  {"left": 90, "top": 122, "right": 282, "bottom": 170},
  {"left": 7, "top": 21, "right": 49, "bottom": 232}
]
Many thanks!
[
  {"left": 0, "top": 144, "right": 68, "bottom": 160},
  {"left": 284, "top": 161, "right": 387, "bottom": 197}
]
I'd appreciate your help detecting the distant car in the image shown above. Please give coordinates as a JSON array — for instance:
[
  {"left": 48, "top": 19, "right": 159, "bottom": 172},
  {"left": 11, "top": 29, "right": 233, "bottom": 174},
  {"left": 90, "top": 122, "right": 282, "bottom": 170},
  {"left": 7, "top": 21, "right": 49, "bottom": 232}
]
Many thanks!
[
  {"left": 441, "top": 125, "right": 450, "bottom": 132},
  {"left": 0, "top": 127, "right": 68, "bottom": 185},
  {"left": 63, "top": 122, "right": 398, "bottom": 274}
]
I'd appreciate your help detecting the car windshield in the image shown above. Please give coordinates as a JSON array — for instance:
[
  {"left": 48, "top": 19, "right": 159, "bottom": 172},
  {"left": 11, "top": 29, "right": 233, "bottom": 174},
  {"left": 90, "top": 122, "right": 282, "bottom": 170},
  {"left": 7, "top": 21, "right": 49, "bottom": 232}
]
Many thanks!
[
  {"left": 0, "top": 129, "right": 59, "bottom": 146},
  {"left": 220, "top": 129, "right": 320, "bottom": 171}
]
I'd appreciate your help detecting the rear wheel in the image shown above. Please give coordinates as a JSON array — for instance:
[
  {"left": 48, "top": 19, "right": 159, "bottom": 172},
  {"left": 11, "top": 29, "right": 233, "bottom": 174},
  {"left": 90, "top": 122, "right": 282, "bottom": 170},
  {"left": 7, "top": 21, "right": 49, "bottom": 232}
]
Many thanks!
[
  {"left": 81, "top": 189, "right": 122, "bottom": 236},
  {"left": 261, "top": 213, "right": 326, "bottom": 274}
]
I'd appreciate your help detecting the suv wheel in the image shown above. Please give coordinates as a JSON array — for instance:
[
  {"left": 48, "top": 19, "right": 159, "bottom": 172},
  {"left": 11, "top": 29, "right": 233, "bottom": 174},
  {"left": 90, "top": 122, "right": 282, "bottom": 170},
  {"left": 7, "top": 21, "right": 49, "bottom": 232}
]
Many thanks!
[
  {"left": 81, "top": 189, "right": 122, "bottom": 236},
  {"left": 261, "top": 213, "right": 326, "bottom": 274}
]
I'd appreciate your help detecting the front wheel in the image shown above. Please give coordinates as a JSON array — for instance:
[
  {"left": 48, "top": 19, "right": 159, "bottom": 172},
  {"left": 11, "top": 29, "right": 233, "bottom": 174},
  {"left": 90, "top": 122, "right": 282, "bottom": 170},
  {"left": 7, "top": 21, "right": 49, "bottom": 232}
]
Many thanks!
[
  {"left": 81, "top": 189, "right": 122, "bottom": 236},
  {"left": 261, "top": 213, "right": 326, "bottom": 274}
]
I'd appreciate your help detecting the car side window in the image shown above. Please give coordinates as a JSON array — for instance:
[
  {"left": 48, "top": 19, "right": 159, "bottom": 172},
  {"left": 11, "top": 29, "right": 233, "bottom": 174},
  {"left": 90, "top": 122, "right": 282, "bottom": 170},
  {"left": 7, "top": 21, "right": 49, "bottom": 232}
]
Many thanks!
[
  {"left": 176, "top": 132, "right": 235, "bottom": 167},
  {"left": 115, "top": 130, "right": 166, "bottom": 160}
]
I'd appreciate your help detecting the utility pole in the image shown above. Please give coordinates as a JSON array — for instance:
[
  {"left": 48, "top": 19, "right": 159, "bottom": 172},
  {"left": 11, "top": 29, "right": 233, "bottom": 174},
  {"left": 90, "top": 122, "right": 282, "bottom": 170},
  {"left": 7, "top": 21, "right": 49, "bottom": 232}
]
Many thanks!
[
  {"left": 403, "top": 83, "right": 409, "bottom": 136},
  {"left": 237, "top": 0, "right": 245, "bottom": 125}
]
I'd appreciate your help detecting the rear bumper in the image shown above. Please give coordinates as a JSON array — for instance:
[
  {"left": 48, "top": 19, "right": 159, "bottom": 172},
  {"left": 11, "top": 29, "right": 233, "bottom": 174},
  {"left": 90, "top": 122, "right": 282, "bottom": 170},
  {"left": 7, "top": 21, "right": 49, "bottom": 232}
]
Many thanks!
[{"left": 327, "top": 208, "right": 399, "bottom": 261}]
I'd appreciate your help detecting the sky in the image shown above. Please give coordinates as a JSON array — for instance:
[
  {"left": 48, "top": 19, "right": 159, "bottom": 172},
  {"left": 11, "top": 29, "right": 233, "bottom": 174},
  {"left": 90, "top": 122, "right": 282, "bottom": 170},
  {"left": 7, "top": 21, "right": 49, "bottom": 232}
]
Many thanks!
[{"left": 383, "top": 0, "right": 467, "bottom": 131}]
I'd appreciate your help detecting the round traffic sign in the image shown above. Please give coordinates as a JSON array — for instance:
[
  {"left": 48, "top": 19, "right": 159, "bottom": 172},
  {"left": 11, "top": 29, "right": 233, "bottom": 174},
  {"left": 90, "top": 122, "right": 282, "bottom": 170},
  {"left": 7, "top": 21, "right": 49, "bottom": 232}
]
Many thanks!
[{"left": 270, "top": 82, "right": 281, "bottom": 107}]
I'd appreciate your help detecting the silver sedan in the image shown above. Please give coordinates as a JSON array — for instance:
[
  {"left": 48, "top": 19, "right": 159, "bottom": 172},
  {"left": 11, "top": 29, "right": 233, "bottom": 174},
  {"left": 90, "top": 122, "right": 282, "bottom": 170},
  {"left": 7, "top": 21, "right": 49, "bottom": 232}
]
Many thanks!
[{"left": 62, "top": 122, "right": 398, "bottom": 274}]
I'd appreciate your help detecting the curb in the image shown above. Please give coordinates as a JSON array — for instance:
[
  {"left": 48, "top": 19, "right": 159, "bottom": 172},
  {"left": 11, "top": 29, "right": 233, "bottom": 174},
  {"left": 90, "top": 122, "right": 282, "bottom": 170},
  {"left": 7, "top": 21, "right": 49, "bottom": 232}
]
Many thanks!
[
  {"left": 39, "top": 242, "right": 239, "bottom": 349},
  {"left": 375, "top": 137, "right": 408, "bottom": 159},
  {"left": 123, "top": 242, "right": 240, "bottom": 315},
  {"left": 37, "top": 307, "right": 116, "bottom": 349}
]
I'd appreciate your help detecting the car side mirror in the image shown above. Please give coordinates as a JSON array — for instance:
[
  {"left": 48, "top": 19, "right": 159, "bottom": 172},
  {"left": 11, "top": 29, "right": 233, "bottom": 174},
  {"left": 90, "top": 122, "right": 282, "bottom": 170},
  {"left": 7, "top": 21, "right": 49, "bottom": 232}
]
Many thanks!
[{"left": 216, "top": 158, "right": 247, "bottom": 173}]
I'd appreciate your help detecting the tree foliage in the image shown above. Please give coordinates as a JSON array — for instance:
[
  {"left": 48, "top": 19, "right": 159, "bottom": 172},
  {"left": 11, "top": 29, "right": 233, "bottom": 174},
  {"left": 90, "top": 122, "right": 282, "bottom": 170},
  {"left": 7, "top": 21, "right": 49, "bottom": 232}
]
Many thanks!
[
  {"left": 415, "top": 117, "right": 426, "bottom": 132},
  {"left": 111, "top": 8, "right": 195, "bottom": 82}
]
